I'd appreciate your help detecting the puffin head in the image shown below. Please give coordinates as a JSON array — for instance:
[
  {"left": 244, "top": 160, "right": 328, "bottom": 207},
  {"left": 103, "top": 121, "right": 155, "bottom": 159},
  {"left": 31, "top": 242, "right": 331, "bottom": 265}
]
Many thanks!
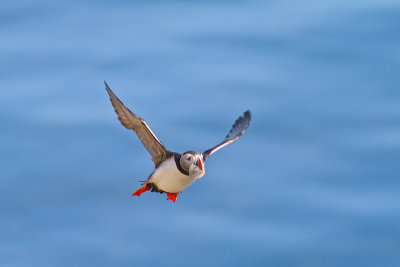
[{"left": 180, "top": 151, "right": 205, "bottom": 179}]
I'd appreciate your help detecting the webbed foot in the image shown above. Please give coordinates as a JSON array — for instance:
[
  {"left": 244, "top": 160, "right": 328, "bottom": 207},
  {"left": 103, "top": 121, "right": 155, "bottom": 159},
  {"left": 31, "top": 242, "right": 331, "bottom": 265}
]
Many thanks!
[
  {"left": 166, "top": 192, "right": 178, "bottom": 202},
  {"left": 132, "top": 183, "right": 150, "bottom": 196}
]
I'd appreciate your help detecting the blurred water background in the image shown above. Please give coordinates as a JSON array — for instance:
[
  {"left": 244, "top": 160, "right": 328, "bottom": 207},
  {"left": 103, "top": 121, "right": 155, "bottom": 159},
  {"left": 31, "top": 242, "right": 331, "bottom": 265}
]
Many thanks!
[{"left": 1, "top": 0, "right": 400, "bottom": 266}]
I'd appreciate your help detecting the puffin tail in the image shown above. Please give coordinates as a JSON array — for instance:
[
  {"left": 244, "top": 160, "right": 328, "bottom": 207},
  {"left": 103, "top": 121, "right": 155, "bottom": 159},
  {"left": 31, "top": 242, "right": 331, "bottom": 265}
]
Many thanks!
[{"left": 132, "top": 182, "right": 150, "bottom": 197}]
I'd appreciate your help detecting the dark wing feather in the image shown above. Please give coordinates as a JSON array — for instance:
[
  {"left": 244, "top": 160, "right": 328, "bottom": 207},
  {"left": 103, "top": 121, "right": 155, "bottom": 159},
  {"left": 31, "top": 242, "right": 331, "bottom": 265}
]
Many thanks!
[
  {"left": 105, "top": 81, "right": 170, "bottom": 168},
  {"left": 202, "top": 110, "right": 251, "bottom": 161}
]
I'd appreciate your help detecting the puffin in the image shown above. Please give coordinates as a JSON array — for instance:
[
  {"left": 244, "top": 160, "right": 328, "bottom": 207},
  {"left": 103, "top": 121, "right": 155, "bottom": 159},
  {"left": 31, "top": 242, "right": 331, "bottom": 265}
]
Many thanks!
[{"left": 105, "top": 82, "right": 251, "bottom": 202}]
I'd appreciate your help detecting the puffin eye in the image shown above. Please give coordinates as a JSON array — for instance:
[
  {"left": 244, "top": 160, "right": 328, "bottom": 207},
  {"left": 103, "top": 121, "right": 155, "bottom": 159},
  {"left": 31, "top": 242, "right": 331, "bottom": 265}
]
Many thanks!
[{"left": 187, "top": 156, "right": 192, "bottom": 161}]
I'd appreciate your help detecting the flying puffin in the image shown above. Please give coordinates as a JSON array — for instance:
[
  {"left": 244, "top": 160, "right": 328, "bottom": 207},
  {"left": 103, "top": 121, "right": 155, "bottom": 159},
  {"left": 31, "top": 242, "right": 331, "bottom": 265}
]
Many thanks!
[{"left": 105, "top": 82, "right": 251, "bottom": 202}]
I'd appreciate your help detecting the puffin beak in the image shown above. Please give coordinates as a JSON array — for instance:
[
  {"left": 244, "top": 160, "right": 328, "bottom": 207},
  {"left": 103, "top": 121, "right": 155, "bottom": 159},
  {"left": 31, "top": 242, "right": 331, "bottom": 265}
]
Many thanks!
[{"left": 196, "top": 157, "right": 203, "bottom": 172}]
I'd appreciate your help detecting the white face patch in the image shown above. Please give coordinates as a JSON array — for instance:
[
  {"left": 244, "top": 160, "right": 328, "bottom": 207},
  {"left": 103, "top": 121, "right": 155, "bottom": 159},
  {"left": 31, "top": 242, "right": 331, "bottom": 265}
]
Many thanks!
[{"left": 189, "top": 163, "right": 205, "bottom": 180}]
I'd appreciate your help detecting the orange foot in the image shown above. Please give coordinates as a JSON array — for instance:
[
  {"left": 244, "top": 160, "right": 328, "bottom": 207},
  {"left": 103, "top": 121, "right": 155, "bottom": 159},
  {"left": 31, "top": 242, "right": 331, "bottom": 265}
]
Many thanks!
[
  {"left": 166, "top": 192, "right": 178, "bottom": 202},
  {"left": 132, "top": 183, "right": 150, "bottom": 197}
]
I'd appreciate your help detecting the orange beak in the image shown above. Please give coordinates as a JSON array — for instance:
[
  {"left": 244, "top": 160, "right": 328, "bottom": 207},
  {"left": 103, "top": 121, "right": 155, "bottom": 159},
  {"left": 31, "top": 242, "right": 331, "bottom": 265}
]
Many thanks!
[{"left": 196, "top": 157, "right": 203, "bottom": 172}]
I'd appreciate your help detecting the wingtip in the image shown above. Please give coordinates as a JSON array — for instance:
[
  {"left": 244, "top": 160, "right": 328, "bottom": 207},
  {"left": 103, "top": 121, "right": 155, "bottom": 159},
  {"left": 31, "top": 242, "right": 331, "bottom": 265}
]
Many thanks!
[
  {"left": 104, "top": 81, "right": 114, "bottom": 97},
  {"left": 244, "top": 110, "right": 251, "bottom": 121},
  {"left": 104, "top": 80, "right": 110, "bottom": 89}
]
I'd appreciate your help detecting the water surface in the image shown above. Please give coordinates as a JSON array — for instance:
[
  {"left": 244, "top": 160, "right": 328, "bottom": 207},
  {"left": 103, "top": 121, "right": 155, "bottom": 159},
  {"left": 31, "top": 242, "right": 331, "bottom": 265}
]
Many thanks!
[{"left": 1, "top": 0, "right": 400, "bottom": 266}]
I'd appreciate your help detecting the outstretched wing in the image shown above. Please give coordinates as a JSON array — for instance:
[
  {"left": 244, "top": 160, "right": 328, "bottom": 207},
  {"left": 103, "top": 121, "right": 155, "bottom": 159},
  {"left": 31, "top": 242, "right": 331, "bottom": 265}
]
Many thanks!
[
  {"left": 105, "top": 81, "right": 171, "bottom": 168},
  {"left": 202, "top": 110, "right": 251, "bottom": 161}
]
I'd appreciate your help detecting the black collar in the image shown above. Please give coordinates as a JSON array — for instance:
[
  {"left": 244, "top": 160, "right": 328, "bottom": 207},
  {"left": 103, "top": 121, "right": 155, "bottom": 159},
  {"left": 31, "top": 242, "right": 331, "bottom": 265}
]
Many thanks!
[{"left": 174, "top": 154, "right": 189, "bottom": 176}]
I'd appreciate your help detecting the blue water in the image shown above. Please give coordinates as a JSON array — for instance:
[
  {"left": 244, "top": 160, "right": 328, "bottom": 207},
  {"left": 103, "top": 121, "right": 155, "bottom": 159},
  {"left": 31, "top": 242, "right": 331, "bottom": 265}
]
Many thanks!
[{"left": 1, "top": 0, "right": 400, "bottom": 266}]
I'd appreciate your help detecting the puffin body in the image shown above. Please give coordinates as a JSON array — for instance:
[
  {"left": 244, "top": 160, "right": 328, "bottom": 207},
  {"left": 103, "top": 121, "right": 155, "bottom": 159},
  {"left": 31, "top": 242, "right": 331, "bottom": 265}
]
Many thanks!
[
  {"left": 105, "top": 82, "right": 250, "bottom": 202},
  {"left": 149, "top": 153, "right": 203, "bottom": 193},
  {"left": 150, "top": 156, "right": 194, "bottom": 193},
  {"left": 132, "top": 152, "right": 205, "bottom": 202}
]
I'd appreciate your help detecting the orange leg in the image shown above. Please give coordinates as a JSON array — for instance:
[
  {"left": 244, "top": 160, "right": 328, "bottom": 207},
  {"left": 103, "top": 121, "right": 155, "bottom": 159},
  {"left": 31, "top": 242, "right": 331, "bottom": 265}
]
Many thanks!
[
  {"left": 132, "top": 182, "right": 150, "bottom": 197},
  {"left": 166, "top": 192, "right": 178, "bottom": 202}
]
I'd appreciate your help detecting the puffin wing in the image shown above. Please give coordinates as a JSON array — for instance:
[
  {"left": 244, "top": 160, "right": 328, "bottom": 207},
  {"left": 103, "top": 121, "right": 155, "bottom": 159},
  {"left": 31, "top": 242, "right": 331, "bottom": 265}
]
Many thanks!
[
  {"left": 202, "top": 110, "right": 251, "bottom": 161},
  {"left": 105, "top": 81, "right": 170, "bottom": 168}
]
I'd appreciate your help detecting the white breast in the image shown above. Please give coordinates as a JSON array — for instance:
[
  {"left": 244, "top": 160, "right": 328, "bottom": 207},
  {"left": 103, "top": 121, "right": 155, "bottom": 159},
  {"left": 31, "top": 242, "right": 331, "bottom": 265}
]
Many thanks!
[{"left": 148, "top": 157, "right": 194, "bottom": 193}]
